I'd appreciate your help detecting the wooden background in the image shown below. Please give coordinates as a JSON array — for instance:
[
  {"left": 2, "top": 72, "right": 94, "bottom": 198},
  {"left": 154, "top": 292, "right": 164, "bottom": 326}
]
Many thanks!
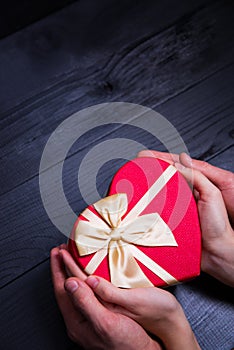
[{"left": 0, "top": 0, "right": 233, "bottom": 349}]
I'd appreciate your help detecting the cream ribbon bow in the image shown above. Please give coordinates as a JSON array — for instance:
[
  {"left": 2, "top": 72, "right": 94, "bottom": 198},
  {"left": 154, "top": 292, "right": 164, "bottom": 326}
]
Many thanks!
[{"left": 75, "top": 165, "right": 178, "bottom": 288}]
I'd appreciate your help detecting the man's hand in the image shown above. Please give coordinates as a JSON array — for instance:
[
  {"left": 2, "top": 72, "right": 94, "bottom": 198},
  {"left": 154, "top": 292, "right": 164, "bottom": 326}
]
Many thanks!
[
  {"left": 138, "top": 150, "right": 234, "bottom": 287},
  {"left": 51, "top": 246, "right": 161, "bottom": 350}
]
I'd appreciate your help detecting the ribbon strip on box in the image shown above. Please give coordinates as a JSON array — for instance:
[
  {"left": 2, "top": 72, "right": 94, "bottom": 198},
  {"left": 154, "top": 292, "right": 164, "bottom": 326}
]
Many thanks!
[{"left": 75, "top": 165, "right": 179, "bottom": 288}]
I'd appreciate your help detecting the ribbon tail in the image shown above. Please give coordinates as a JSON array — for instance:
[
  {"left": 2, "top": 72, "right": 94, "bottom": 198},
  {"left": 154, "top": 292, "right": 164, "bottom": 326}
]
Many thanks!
[
  {"left": 129, "top": 245, "right": 178, "bottom": 285},
  {"left": 108, "top": 242, "right": 153, "bottom": 288},
  {"left": 84, "top": 248, "right": 108, "bottom": 275}
]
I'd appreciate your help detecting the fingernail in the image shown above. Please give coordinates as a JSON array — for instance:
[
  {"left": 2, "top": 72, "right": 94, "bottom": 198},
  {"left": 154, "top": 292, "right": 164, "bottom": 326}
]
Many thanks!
[
  {"left": 51, "top": 248, "right": 59, "bottom": 256},
  {"left": 181, "top": 153, "right": 193, "bottom": 168},
  {"left": 65, "top": 280, "right": 78, "bottom": 293},
  {"left": 174, "top": 162, "right": 185, "bottom": 171},
  {"left": 86, "top": 276, "right": 99, "bottom": 289}
]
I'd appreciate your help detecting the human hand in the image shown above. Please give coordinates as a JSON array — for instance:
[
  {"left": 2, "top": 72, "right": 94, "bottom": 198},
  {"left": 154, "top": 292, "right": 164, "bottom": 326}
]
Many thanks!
[
  {"left": 57, "top": 247, "right": 200, "bottom": 350},
  {"left": 50, "top": 245, "right": 161, "bottom": 350},
  {"left": 85, "top": 275, "right": 201, "bottom": 350},
  {"left": 138, "top": 150, "right": 234, "bottom": 287}
]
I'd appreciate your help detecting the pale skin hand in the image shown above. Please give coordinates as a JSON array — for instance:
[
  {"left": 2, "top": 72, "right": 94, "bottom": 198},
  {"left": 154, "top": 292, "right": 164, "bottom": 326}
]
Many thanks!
[
  {"left": 52, "top": 247, "right": 201, "bottom": 350},
  {"left": 50, "top": 245, "right": 162, "bottom": 350},
  {"left": 138, "top": 150, "right": 234, "bottom": 287},
  {"left": 85, "top": 275, "right": 201, "bottom": 350}
]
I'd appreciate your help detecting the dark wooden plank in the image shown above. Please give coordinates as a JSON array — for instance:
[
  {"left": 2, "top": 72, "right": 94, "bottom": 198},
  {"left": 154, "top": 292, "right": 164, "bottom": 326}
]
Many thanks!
[
  {"left": 0, "top": 0, "right": 210, "bottom": 113},
  {"left": 208, "top": 145, "right": 234, "bottom": 170},
  {"left": 0, "top": 259, "right": 79, "bottom": 350},
  {"left": 156, "top": 64, "right": 234, "bottom": 160},
  {"left": 1, "top": 0, "right": 234, "bottom": 198},
  {"left": 0, "top": 0, "right": 76, "bottom": 39},
  {"left": 0, "top": 63, "right": 233, "bottom": 288}
]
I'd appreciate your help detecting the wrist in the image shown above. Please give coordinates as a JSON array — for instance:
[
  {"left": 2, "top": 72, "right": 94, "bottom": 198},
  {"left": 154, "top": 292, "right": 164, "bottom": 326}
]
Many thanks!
[
  {"left": 201, "top": 231, "right": 234, "bottom": 287},
  {"left": 154, "top": 305, "right": 200, "bottom": 350},
  {"left": 167, "top": 316, "right": 200, "bottom": 350}
]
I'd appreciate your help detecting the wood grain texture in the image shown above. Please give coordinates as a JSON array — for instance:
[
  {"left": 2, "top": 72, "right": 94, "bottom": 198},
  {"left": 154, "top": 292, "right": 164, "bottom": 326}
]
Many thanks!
[
  {"left": 1, "top": 0, "right": 234, "bottom": 196},
  {"left": 209, "top": 145, "right": 234, "bottom": 170},
  {"left": 0, "top": 2, "right": 234, "bottom": 285},
  {"left": 0, "top": 260, "right": 79, "bottom": 350},
  {"left": 0, "top": 0, "right": 234, "bottom": 349},
  {"left": 0, "top": 0, "right": 209, "bottom": 113}
]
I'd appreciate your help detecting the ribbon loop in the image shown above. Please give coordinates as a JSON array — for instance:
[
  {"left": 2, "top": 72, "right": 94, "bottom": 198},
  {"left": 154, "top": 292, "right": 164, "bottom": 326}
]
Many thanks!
[{"left": 94, "top": 193, "right": 128, "bottom": 228}]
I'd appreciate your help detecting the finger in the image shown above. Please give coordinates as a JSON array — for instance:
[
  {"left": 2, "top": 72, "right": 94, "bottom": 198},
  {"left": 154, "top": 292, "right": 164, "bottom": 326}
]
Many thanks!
[
  {"left": 65, "top": 277, "right": 111, "bottom": 327},
  {"left": 50, "top": 247, "right": 89, "bottom": 346},
  {"left": 85, "top": 276, "right": 129, "bottom": 306},
  {"left": 85, "top": 276, "right": 177, "bottom": 321},
  {"left": 137, "top": 150, "right": 179, "bottom": 164},
  {"left": 59, "top": 243, "right": 68, "bottom": 250},
  {"left": 174, "top": 163, "right": 231, "bottom": 230},
  {"left": 50, "top": 248, "right": 79, "bottom": 324},
  {"left": 59, "top": 249, "right": 87, "bottom": 281},
  {"left": 174, "top": 163, "right": 220, "bottom": 200},
  {"left": 85, "top": 277, "right": 137, "bottom": 320},
  {"left": 180, "top": 153, "right": 234, "bottom": 191},
  {"left": 84, "top": 276, "right": 146, "bottom": 321},
  {"left": 50, "top": 247, "right": 67, "bottom": 292},
  {"left": 177, "top": 157, "right": 234, "bottom": 221}
]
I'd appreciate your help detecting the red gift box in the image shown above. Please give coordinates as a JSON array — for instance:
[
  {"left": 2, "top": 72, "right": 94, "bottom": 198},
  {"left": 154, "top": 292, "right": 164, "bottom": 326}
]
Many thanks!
[{"left": 69, "top": 157, "right": 201, "bottom": 288}]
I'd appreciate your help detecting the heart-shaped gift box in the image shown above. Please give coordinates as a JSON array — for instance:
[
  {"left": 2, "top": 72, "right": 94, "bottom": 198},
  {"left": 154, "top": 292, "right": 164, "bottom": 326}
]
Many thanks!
[{"left": 69, "top": 157, "right": 201, "bottom": 288}]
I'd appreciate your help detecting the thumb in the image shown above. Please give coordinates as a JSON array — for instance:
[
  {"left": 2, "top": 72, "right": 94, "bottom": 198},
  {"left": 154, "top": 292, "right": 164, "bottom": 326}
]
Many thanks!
[
  {"left": 174, "top": 162, "right": 221, "bottom": 202},
  {"left": 174, "top": 163, "right": 231, "bottom": 231},
  {"left": 175, "top": 163, "right": 231, "bottom": 237},
  {"left": 64, "top": 277, "right": 110, "bottom": 324},
  {"left": 85, "top": 276, "right": 129, "bottom": 308}
]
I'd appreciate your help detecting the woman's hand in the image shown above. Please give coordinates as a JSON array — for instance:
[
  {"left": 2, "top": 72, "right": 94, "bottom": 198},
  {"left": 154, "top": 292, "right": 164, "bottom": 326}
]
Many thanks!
[
  {"left": 50, "top": 246, "right": 161, "bottom": 350},
  {"left": 53, "top": 247, "right": 200, "bottom": 350},
  {"left": 138, "top": 150, "right": 234, "bottom": 287},
  {"left": 85, "top": 275, "right": 201, "bottom": 350}
]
